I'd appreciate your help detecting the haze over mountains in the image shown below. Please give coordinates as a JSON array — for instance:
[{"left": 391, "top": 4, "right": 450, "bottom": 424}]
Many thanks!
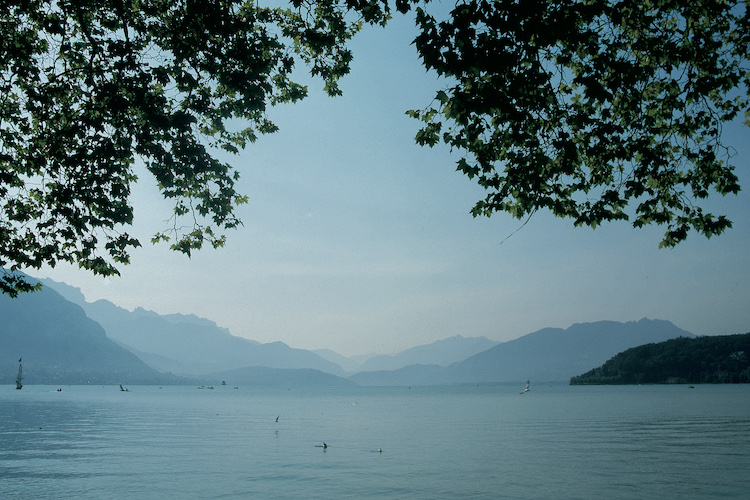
[
  {"left": 51, "top": 282, "right": 346, "bottom": 377},
  {"left": 0, "top": 275, "right": 698, "bottom": 386},
  {"left": 0, "top": 282, "right": 177, "bottom": 385},
  {"left": 349, "top": 319, "right": 695, "bottom": 385},
  {"left": 355, "top": 335, "right": 500, "bottom": 372},
  {"left": 42, "top": 278, "right": 501, "bottom": 377}
]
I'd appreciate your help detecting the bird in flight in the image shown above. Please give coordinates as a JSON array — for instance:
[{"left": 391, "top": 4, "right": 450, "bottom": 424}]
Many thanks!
[{"left": 520, "top": 381, "right": 530, "bottom": 394}]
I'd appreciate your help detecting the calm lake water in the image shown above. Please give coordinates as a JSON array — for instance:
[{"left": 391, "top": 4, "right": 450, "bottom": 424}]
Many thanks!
[{"left": 1, "top": 384, "right": 749, "bottom": 499}]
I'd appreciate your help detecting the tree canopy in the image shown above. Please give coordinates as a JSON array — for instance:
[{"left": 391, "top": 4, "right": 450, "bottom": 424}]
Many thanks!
[
  {"left": 1, "top": 0, "right": 390, "bottom": 295},
  {"left": 404, "top": 0, "right": 748, "bottom": 247},
  {"left": 2, "top": 0, "right": 748, "bottom": 295}
]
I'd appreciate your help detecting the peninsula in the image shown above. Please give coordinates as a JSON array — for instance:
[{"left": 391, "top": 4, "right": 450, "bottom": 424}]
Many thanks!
[{"left": 570, "top": 333, "right": 750, "bottom": 385}]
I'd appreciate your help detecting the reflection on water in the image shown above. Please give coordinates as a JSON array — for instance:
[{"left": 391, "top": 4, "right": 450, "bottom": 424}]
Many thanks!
[{"left": 1, "top": 384, "right": 749, "bottom": 499}]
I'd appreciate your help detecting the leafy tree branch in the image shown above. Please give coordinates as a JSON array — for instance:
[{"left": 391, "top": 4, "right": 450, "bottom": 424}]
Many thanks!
[
  {"left": 1, "top": 0, "right": 390, "bottom": 293},
  {"left": 2, "top": 0, "right": 748, "bottom": 296},
  {"left": 401, "top": 0, "right": 747, "bottom": 247}
]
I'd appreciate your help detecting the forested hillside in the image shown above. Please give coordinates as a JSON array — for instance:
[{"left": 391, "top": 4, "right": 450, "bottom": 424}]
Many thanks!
[{"left": 570, "top": 333, "right": 750, "bottom": 385}]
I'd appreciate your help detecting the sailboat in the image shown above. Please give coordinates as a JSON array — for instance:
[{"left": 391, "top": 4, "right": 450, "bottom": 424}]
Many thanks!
[
  {"left": 16, "top": 357, "right": 22, "bottom": 390},
  {"left": 520, "top": 380, "right": 529, "bottom": 394}
]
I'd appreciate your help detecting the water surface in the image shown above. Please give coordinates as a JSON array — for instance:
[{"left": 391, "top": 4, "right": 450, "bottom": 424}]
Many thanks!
[{"left": 1, "top": 384, "right": 748, "bottom": 499}]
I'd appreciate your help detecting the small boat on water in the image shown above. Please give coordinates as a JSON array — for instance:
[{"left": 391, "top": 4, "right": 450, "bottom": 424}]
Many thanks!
[{"left": 16, "top": 358, "right": 22, "bottom": 390}]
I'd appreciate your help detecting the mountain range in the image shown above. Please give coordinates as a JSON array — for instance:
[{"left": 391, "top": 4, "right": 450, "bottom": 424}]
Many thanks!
[
  {"left": 0, "top": 282, "right": 178, "bottom": 385},
  {"left": 0, "top": 275, "right": 700, "bottom": 386},
  {"left": 354, "top": 335, "right": 500, "bottom": 372},
  {"left": 349, "top": 319, "right": 695, "bottom": 385},
  {"left": 43, "top": 278, "right": 346, "bottom": 377}
]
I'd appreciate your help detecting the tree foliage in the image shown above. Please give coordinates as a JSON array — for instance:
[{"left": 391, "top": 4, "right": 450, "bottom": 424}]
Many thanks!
[
  {"left": 1, "top": 0, "right": 389, "bottom": 294},
  {"left": 570, "top": 333, "right": 750, "bottom": 384},
  {"left": 2, "top": 0, "right": 749, "bottom": 296},
  {"left": 402, "top": 0, "right": 748, "bottom": 247}
]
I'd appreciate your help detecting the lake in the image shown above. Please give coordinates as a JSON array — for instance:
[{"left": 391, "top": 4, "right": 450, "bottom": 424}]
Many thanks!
[{"left": 1, "top": 384, "right": 748, "bottom": 499}]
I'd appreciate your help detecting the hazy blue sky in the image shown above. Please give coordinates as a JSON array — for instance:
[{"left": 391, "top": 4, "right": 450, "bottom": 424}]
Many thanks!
[{"left": 38, "top": 13, "right": 750, "bottom": 357}]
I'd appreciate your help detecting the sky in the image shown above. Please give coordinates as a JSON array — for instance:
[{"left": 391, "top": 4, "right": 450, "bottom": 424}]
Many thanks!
[{"left": 36, "top": 11, "right": 750, "bottom": 357}]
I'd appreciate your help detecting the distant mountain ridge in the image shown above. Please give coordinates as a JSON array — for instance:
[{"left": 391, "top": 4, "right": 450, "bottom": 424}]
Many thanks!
[
  {"left": 0, "top": 276, "right": 359, "bottom": 386},
  {"left": 313, "top": 349, "right": 363, "bottom": 373},
  {"left": 43, "top": 279, "right": 346, "bottom": 377},
  {"left": 0, "top": 282, "right": 178, "bottom": 385},
  {"left": 15, "top": 278, "right": 701, "bottom": 387},
  {"left": 356, "top": 335, "right": 500, "bottom": 372},
  {"left": 349, "top": 319, "right": 695, "bottom": 385},
  {"left": 43, "top": 279, "right": 499, "bottom": 377}
]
